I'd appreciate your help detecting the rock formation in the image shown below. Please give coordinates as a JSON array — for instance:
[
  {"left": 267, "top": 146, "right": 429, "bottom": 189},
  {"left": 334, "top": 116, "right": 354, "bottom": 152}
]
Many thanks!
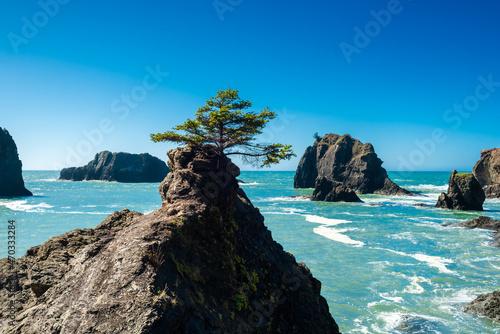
[
  {"left": 0, "top": 127, "right": 32, "bottom": 197},
  {"left": 294, "top": 134, "right": 411, "bottom": 198},
  {"left": 59, "top": 151, "right": 169, "bottom": 183},
  {"left": 435, "top": 170, "right": 485, "bottom": 211},
  {"left": 312, "top": 177, "right": 362, "bottom": 202},
  {"left": 473, "top": 148, "right": 500, "bottom": 198},
  {"left": 463, "top": 291, "right": 500, "bottom": 323},
  {"left": 1, "top": 145, "right": 340, "bottom": 333}
]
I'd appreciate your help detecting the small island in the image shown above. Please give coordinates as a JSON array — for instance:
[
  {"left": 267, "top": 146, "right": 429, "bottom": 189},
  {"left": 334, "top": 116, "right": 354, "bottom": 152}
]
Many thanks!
[{"left": 0, "top": 127, "right": 32, "bottom": 197}]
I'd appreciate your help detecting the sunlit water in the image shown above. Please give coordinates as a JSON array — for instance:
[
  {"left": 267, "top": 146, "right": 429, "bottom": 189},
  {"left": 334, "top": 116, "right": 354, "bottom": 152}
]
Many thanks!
[{"left": 1, "top": 171, "right": 500, "bottom": 333}]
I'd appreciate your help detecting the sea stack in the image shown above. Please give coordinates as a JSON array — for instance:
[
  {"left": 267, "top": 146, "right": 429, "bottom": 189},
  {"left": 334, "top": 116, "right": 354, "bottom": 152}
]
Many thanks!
[
  {"left": 473, "top": 148, "right": 500, "bottom": 198},
  {"left": 435, "top": 170, "right": 485, "bottom": 211},
  {"left": 0, "top": 145, "right": 340, "bottom": 333},
  {"left": 59, "top": 151, "right": 169, "bottom": 183},
  {"left": 294, "top": 133, "right": 411, "bottom": 200},
  {"left": 0, "top": 127, "right": 33, "bottom": 197}
]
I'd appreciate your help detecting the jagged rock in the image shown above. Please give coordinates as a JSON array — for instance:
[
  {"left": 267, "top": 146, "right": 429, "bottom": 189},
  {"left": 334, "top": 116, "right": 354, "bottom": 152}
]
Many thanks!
[
  {"left": 473, "top": 148, "right": 500, "bottom": 198},
  {"left": 59, "top": 151, "right": 169, "bottom": 183},
  {"left": 455, "top": 216, "right": 500, "bottom": 247},
  {"left": 294, "top": 133, "right": 411, "bottom": 196},
  {"left": 312, "top": 177, "right": 362, "bottom": 202},
  {"left": 1, "top": 145, "right": 340, "bottom": 334},
  {"left": 0, "top": 128, "right": 32, "bottom": 197},
  {"left": 435, "top": 170, "right": 485, "bottom": 211},
  {"left": 463, "top": 291, "right": 500, "bottom": 323}
]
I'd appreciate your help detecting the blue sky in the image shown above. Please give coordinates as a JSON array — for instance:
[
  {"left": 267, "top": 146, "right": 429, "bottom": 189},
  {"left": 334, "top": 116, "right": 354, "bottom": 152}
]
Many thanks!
[{"left": 1, "top": 0, "right": 499, "bottom": 171}]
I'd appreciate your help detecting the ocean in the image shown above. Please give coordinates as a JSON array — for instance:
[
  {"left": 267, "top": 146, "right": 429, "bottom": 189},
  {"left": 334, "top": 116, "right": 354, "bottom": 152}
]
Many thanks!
[{"left": 1, "top": 171, "right": 500, "bottom": 334}]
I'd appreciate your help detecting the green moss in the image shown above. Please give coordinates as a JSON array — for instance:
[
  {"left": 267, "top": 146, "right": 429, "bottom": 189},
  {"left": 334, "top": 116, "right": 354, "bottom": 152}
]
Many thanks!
[{"left": 456, "top": 173, "right": 473, "bottom": 179}]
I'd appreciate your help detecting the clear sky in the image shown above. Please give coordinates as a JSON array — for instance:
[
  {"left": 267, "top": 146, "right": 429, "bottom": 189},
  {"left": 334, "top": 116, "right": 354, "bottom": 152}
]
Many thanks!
[{"left": 1, "top": 0, "right": 499, "bottom": 171}]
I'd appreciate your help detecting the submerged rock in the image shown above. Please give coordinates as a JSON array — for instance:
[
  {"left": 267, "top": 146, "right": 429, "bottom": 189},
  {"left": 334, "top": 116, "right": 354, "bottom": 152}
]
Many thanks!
[
  {"left": 455, "top": 216, "right": 500, "bottom": 247},
  {"left": 463, "top": 291, "right": 500, "bottom": 323},
  {"left": 294, "top": 134, "right": 411, "bottom": 197},
  {"left": 59, "top": 151, "right": 169, "bottom": 183},
  {"left": 473, "top": 148, "right": 500, "bottom": 198},
  {"left": 435, "top": 170, "right": 485, "bottom": 211},
  {"left": 1, "top": 145, "right": 340, "bottom": 333},
  {"left": 0, "top": 127, "right": 32, "bottom": 197}
]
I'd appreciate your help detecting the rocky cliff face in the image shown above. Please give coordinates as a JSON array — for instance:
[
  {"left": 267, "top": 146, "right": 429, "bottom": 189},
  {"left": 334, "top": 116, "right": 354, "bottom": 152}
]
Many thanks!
[
  {"left": 1, "top": 146, "right": 340, "bottom": 334},
  {"left": 473, "top": 148, "right": 500, "bottom": 198},
  {"left": 294, "top": 134, "right": 410, "bottom": 196},
  {"left": 59, "top": 151, "right": 169, "bottom": 183},
  {"left": 435, "top": 170, "right": 485, "bottom": 211},
  {"left": 0, "top": 128, "right": 32, "bottom": 197}
]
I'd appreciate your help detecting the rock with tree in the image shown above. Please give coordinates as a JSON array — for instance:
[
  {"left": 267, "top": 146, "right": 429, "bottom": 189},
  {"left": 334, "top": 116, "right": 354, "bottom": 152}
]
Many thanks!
[
  {"left": 435, "top": 170, "right": 485, "bottom": 211},
  {"left": 0, "top": 127, "right": 32, "bottom": 197},
  {"left": 0, "top": 145, "right": 339, "bottom": 332},
  {"left": 59, "top": 151, "right": 169, "bottom": 183},
  {"left": 473, "top": 148, "right": 500, "bottom": 198},
  {"left": 150, "top": 88, "right": 295, "bottom": 167},
  {"left": 294, "top": 133, "right": 411, "bottom": 201}
]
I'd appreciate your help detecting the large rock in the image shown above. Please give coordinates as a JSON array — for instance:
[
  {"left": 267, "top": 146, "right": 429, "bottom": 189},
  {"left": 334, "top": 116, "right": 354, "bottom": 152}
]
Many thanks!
[
  {"left": 59, "top": 151, "right": 169, "bottom": 183},
  {"left": 463, "top": 291, "right": 500, "bottom": 323},
  {"left": 294, "top": 133, "right": 411, "bottom": 195},
  {"left": 473, "top": 148, "right": 500, "bottom": 198},
  {"left": 435, "top": 170, "right": 485, "bottom": 211},
  {"left": 312, "top": 177, "right": 362, "bottom": 202},
  {"left": 1, "top": 145, "right": 340, "bottom": 334},
  {"left": 0, "top": 128, "right": 32, "bottom": 197}
]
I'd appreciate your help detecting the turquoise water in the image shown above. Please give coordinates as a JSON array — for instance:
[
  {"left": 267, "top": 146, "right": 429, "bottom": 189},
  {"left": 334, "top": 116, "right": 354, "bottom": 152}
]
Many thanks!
[{"left": 1, "top": 171, "right": 500, "bottom": 333}]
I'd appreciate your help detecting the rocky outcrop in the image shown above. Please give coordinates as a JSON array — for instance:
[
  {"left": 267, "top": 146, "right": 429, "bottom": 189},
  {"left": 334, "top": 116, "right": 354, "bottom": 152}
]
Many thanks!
[
  {"left": 1, "top": 145, "right": 340, "bottom": 334},
  {"left": 463, "top": 291, "right": 500, "bottom": 323},
  {"left": 435, "top": 170, "right": 485, "bottom": 211},
  {"left": 59, "top": 151, "right": 169, "bottom": 183},
  {"left": 455, "top": 216, "right": 500, "bottom": 247},
  {"left": 294, "top": 133, "right": 411, "bottom": 197},
  {"left": 0, "top": 128, "right": 32, "bottom": 197},
  {"left": 312, "top": 177, "right": 362, "bottom": 202},
  {"left": 473, "top": 148, "right": 500, "bottom": 198}
]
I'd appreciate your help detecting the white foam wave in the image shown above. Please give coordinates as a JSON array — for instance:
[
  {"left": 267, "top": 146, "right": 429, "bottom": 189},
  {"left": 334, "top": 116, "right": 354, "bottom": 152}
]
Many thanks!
[
  {"left": 305, "top": 215, "right": 351, "bottom": 226},
  {"left": 389, "top": 232, "right": 417, "bottom": 244},
  {"left": 406, "top": 184, "right": 448, "bottom": 192},
  {"left": 313, "top": 226, "right": 364, "bottom": 247},
  {"left": 40, "top": 178, "right": 57, "bottom": 182},
  {"left": 239, "top": 182, "right": 259, "bottom": 186},
  {"left": 376, "top": 248, "right": 456, "bottom": 274},
  {"left": 264, "top": 196, "right": 310, "bottom": 202},
  {"left": 2, "top": 200, "right": 54, "bottom": 212},
  {"left": 403, "top": 276, "right": 431, "bottom": 294}
]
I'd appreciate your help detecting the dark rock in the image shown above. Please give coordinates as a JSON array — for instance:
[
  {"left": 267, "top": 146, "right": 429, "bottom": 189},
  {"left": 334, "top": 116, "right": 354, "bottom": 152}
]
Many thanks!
[
  {"left": 59, "top": 151, "right": 169, "bottom": 183},
  {"left": 294, "top": 133, "right": 411, "bottom": 196},
  {"left": 435, "top": 170, "right": 485, "bottom": 211},
  {"left": 1, "top": 145, "right": 340, "bottom": 333},
  {"left": 463, "top": 291, "right": 500, "bottom": 323},
  {"left": 455, "top": 216, "right": 500, "bottom": 247},
  {"left": 0, "top": 128, "right": 32, "bottom": 197},
  {"left": 413, "top": 203, "right": 430, "bottom": 207},
  {"left": 473, "top": 148, "right": 500, "bottom": 198},
  {"left": 312, "top": 177, "right": 362, "bottom": 202}
]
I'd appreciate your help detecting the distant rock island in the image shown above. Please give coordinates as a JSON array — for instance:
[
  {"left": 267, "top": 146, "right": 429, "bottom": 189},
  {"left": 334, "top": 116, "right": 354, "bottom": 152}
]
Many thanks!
[
  {"left": 0, "top": 127, "right": 32, "bottom": 197},
  {"left": 473, "top": 148, "right": 500, "bottom": 198},
  {"left": 0, "top": 146, "right": 340, "bottom": 333},
  {"left": 59, "top": 151, "right": 169, "bottom": 183},
  {"left": 294, "top": 133, "right": 411, "bottom": 201},
  {"left": 435, "top": 170, "right": 485, "bottom": 211}
]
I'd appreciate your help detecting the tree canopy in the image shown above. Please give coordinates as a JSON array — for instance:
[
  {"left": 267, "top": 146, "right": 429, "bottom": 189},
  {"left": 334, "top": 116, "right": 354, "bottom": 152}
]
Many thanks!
[{"left": 150, "top": 88, "right": 295, "bottom": 167}]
